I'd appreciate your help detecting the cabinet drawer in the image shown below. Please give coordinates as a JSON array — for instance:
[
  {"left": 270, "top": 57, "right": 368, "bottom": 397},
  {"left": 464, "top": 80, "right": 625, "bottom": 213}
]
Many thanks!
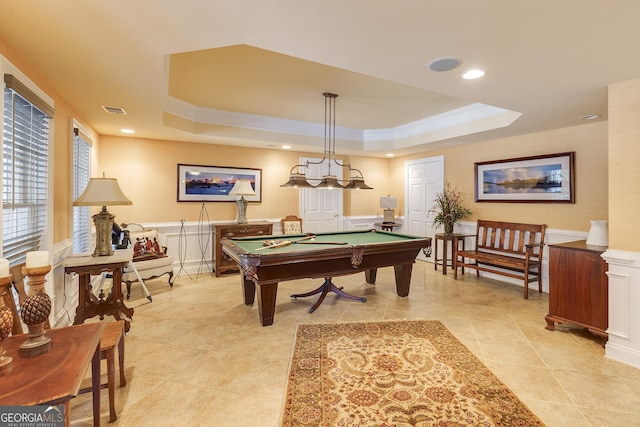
[{"left": 222, "top": 226, "right": 270, "bottom": 237}]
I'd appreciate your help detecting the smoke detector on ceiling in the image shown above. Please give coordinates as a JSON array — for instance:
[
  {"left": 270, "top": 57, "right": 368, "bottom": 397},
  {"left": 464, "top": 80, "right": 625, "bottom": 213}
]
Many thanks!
[
  {"left": 101, "top": 105, "right": 127, "bottom": 115},
  {"left": 427, "top": 57, "right": 460, "bottom": 72}
]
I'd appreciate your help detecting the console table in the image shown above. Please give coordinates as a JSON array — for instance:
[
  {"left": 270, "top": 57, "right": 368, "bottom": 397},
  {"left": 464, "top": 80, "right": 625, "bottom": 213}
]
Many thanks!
[
  {"left": 63, "top": 250, "right": 134, "bottom": 333},
  {"left": 545, "top": 240, "right": 608, "bottom": 345},
  {"left": 0, "top": 322, "right": 104, "bottom": 427},
  {"left": 212, "top": 222, "right": 273, "bottom": 276}
]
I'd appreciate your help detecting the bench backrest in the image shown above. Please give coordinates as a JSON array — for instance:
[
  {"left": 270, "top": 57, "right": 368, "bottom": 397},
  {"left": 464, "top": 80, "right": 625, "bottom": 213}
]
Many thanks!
[{"left": 475, "top": 220, "right": 546, "bottom": 258}]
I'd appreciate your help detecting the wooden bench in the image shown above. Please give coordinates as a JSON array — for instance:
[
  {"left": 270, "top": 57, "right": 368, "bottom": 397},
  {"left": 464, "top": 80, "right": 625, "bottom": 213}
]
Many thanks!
[{"left": 454, "top": 220, "right": 546, "bottom": 299}]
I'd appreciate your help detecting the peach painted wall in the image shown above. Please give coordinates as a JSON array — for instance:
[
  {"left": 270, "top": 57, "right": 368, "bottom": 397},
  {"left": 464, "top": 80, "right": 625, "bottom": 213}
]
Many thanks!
[
  {"left": 100, "top": 120, "right": 607, "bottom": 233},
  {"left": 389, "top": 121, "right": 608, "bottom": 232},
  {"left": 98, "top": 136, "right": 390, "bottom": 223}
]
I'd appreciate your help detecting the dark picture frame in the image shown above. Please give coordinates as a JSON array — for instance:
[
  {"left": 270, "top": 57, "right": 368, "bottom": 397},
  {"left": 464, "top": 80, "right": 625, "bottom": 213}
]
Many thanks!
[
  {"left": 474, "top": 152, "right": 575, "bottom": 203},
  {"left": 177, "top": 164, "right": 262, "bottom": 202}
]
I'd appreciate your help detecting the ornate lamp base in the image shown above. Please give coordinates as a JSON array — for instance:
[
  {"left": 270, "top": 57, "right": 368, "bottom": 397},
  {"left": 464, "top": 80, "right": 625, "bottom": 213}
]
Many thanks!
[
  {"left": 383, "top": 208, "right": 395, "bottom": 223},
  {"left": 92, "top": 208, "right": 115, "bottom": 256},
  {"left": 236, "top": 197, "right": 249, "bottom": 224}
]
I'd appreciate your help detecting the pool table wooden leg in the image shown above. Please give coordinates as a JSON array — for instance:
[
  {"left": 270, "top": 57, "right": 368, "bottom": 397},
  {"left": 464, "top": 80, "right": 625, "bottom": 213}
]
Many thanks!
[
  {"left": 241, "top": 274, "right": 255, "bottom": 305},
  {"left": 257, "top": 281, "right": 278, "bottom": 326},
  {"left": 394, "top": 263, "right": 413, "bottom": 297},
  {"left": 365, "top": 268, "right": 378, "bottom": 284}
]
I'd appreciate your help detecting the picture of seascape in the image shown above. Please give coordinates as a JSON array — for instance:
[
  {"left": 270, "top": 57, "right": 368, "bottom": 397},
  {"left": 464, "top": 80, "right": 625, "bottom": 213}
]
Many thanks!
[
  {"left": 185, "top": 172, "right": 256, "bottom": 196},
  {"left": 474, "top": 152, "right": 573, "bottom": 203},
  {"left": 483, "top": 164, "right": 563, "bottom": 194}
]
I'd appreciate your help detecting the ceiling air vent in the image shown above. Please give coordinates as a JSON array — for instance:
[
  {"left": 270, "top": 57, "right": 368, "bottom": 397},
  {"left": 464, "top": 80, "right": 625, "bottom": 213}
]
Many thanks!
[{"left": 101, "top": 105, "right": 127, "bottom": 115}]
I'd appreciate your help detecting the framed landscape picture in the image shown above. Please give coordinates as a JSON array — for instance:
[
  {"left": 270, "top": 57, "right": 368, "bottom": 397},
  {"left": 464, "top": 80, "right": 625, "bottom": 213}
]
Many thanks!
[
  {"left": 177, "top": 164, "right": 262, "bottom": 202},
  {"left": 474, "top": 152, "right": 575, "bottom": 203}
]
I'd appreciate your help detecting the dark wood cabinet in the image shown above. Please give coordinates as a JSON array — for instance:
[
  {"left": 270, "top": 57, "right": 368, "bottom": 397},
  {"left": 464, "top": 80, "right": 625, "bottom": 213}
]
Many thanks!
[
  {"left": 213, "top": 222, "right": 273, "bottom": 276},
  {"left": 545, "top": 240, "right": 608, "bottom": 344}
]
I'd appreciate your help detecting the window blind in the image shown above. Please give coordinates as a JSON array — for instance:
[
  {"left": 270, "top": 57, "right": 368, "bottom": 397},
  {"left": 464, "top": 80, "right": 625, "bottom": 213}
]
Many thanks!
[
  {"left": 2, "top": 76, "right": 51, "bottom": 266},
  {"left": 73, "top": 127, "right": 91, "bottom": 253}
]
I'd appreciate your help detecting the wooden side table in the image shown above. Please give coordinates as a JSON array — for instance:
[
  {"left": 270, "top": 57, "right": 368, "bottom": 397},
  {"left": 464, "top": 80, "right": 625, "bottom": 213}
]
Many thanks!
[
  {"left": 434, "top": 233, "right": 472, "bottom": 277},
  {"left": 0, "top": 322, "right": 104, "bottom": 427},
  {"left": 374, "top": 222, "right": 401, "bottom": 232},
  {"left": 63, "top": 250, "right": 134, "bottom": 333}
]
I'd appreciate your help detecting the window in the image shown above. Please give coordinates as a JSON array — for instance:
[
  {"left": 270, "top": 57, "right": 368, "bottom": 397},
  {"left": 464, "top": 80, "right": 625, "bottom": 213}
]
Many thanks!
[
  {"left": 72, "top": 126, "right": 91, "bottom": 253},
  {"left": 2, "top": 72, "right": 53, "bottom": 266}
]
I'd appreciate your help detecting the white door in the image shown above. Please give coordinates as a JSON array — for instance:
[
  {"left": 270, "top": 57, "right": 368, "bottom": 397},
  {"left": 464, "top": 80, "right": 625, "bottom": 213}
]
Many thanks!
[
  {"left": 405, "top": 156, "right": 444, "bottom": 261},
  {"left": 300, "top": 157, "right": 342, "bottom": 233}
]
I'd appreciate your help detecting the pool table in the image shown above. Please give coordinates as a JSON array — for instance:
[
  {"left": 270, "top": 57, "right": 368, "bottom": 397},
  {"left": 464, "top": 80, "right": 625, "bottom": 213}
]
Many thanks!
[{"left": 221, "top": 229, "right": 432, "bottom": 326}]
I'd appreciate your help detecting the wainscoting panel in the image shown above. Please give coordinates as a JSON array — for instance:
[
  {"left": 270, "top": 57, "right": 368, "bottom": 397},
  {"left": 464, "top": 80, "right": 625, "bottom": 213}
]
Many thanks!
[
  {"left": 603, "top": 249, "right": 640, "bottom": 368},
  {"left": 134, "top": 218, "right": 589, "bottom": 294}
]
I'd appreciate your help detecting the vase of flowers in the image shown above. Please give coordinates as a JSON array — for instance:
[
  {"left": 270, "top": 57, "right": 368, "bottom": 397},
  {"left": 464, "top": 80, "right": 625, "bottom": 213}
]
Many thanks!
[{"left": 429, "top": 183, "right": 472, "bottom": 234}]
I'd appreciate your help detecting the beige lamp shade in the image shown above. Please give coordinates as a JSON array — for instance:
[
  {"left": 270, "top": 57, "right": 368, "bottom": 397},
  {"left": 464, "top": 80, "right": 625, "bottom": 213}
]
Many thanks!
[
  {"left": 229, "top": 180, "right": 256, "bottom": 197},
  {"left": 73, "top": 178, "right": 132, "bottom": 206},
  {"left": 380, "top": 196, "right": 397, "bottom": 209},
  {"left": 73, "top": 177, "right": 131, "bottom": 257}
]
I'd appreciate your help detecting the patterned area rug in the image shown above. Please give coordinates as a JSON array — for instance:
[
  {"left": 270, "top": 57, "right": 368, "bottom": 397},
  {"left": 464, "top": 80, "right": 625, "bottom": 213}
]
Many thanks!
[{"left": 282, "top": 320, "right": 544, "bottom": 426}]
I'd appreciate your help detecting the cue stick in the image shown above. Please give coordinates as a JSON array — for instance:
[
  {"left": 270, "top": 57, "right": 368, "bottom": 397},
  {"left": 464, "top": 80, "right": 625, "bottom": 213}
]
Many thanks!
[
  {"left": 254, "top": 234, "right": 315, "bottom": 251},
  {"left": 294, "top": 241, "right": 348, "bottom": 245}
]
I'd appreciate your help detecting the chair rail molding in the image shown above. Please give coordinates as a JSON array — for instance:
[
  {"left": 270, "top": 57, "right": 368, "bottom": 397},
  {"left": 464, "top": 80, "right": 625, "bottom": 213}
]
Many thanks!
[{"left": 112, "top": 219, "right": 598, "bottom": 298}]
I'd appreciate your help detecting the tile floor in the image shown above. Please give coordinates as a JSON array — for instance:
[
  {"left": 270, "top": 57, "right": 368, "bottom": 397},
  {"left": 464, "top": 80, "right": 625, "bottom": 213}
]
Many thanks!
[{"left": 70, "top": 260, "right": 640, "bottom": 426}]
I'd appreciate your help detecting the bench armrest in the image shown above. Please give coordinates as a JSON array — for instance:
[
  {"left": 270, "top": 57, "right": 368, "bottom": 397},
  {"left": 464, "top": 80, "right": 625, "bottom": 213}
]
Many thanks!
[
  {"left": 525, "top": 242, "right": 544, "bottom": 249},
  {"left": 524, "top": 242, "right": 544, "bottom": 258}
]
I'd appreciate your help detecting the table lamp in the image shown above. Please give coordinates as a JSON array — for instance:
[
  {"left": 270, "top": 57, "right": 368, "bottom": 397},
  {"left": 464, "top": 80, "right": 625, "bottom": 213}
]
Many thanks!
[
  {"left": 380, "top": 196, "right": 397, "bottom": 224},
  {"left": 229, "top": 179, "right": 256, "bottom": 224},
  {"left": 73, "top": 177, "right": 132, "bottom": 256}
]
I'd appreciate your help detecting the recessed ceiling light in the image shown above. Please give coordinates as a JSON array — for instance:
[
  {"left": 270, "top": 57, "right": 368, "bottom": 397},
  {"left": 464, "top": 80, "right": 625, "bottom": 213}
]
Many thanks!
[
  {"left": 121, "top": 129, "right": 135, "bottom": 134},
  {"left": 462, "top": 69, "right": 485, "bottom": 80},
  {"left": 427, "top": 57, "right": 460, "bottom": 72},
  {"left": 282, "top": 145, "right": 291, "bottom": 149},
  {"left": 385, "top": 153, "right": 394, "bottom": 157},
  {"left": 580, "top": 114, "right": 601, "bottom": 120}
]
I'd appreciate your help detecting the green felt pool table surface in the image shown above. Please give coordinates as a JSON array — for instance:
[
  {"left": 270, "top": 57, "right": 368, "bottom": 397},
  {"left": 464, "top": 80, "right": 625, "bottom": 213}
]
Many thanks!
[
  {"left": 221, "top": 229, "right": 432, "bottom": 326},
  {"left": 225, "top": 229, "right": 424, "bottom": 254}
]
